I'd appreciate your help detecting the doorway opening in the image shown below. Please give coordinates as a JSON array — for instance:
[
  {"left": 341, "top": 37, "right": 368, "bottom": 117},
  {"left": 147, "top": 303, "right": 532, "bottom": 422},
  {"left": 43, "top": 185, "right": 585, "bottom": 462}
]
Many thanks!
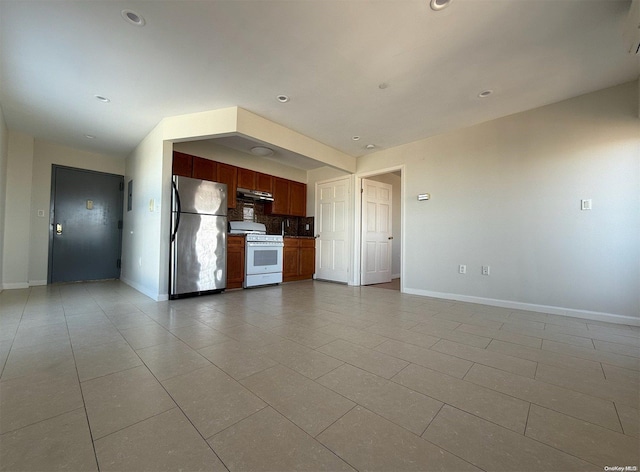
[
  {"left": 358, "top": 169, "right": 403, "bottom": 291},
  {"left": 48, "top": 165, "right": 124, "bottom": 284}
]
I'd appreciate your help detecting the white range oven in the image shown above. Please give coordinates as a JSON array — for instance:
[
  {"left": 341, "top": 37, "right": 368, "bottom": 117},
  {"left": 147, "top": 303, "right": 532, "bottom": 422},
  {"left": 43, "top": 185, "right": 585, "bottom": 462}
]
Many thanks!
[{"left": 229, "top": 222, "right": 284, "bottom": 288}]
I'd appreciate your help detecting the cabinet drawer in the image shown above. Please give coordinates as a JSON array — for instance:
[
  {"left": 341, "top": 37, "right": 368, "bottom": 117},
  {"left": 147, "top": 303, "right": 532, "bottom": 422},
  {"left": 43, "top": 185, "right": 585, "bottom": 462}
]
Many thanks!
[
  {"left": 299, "top": 238, "right": 315, "bottom": 248},
  {"left": 227, "top": 235, "right": 245, "bottom": 247},
  {"left": 283, "top": 237, "right": 300, "bottom": 248}
]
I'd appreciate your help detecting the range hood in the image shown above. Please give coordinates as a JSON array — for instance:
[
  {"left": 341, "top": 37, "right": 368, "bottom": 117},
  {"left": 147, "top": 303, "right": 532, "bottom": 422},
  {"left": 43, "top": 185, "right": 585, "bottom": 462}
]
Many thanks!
[{"left": 237, "top": 187, "right": 274, "bottom": 202}]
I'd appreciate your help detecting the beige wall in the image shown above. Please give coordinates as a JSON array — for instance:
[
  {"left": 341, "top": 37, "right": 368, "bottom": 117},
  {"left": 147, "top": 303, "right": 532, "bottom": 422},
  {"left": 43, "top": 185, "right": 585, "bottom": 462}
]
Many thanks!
[
  {"left": 2, "top": 132, "right": 34, "bottom": 288},
  {"left": 357, "top": 81, "right": 640, "bottom": 321},
  {"left": 0, "top": 107, "right": 8, "bottom": 289},
  {"left": 120, "top": 122, "right": 168, "bottom": 300}
]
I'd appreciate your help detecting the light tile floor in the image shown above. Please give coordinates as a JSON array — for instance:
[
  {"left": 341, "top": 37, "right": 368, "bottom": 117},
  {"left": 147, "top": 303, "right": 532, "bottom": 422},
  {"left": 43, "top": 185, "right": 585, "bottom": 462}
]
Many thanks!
[{"left": 0, "top": 280, "right": 638, "bottom": 471}]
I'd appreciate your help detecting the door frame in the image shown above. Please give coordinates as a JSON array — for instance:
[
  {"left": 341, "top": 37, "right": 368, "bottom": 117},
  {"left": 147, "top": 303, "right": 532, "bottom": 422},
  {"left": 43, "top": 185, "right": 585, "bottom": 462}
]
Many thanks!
[
  {"left": 352, "top": 165, "right": 405, "bottom": 290},
  {"left": 47, "top": 164, "right": 125, "bottom": 284},
  {"left": 314, "top": 175, "right": 353, "bottom": 283}
]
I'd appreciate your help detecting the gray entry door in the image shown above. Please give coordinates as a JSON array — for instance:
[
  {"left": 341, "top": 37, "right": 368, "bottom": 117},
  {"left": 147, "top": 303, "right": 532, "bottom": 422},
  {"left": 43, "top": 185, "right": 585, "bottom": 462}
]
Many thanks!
[{"left": 49, "top": 166, "right": 124, "bottom": 283}]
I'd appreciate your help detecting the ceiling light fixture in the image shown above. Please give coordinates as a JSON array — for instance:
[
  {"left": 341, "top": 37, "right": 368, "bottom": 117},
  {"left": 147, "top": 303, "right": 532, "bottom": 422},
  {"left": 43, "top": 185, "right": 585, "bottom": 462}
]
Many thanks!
[
  {"left": 365, "top": 144, "right": 376, "bottom": 150},
  {"left": 478, "top": 90, "right": 493, "bottom": 98},
  {"left": 121, "top": 9, "right": 145, "bottom": 26},
  {"left": 94, "top": 95, "right": 110, "bottom": 103},
  {"left": 352, "top": 136, "right": 361, "bottom": 141},
  {"left": 430, "top": 0, "right": 452, "bottom": 11},
  {"left": 250, "top": 146, "right": 274, "bottom": 157},
  {"left": 276, "top": 94, "right": 290, "bottom": 103},
  {"left": 378, "top": 82, "right": 389, "bottom": 90}
]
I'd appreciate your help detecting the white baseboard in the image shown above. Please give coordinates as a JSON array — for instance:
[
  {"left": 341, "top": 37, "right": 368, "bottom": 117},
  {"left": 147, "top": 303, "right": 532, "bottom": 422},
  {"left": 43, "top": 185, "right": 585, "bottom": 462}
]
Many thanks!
[
  {"left": 392, "top": 274, "right": 401, "bottom": 279},
  {"left": 29, "top": 280, "right": 47, "bottom": 286},
  {"left": 402, "top": 288, "right": 640, "bottom": 327},
  {"left": 120, "top": 277, "right": 168, "bottom": 302},
  {"left": 2, "top": 282, "right": 29, "bottom": 289}
]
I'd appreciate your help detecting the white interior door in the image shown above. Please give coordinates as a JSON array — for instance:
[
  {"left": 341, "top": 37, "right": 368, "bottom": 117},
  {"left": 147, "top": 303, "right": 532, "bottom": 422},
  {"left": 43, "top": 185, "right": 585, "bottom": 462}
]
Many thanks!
[
  {"left": 315, "top": 178, "right": 350, "bottom": 283},
  {"left": 361, "top": 178, "right": 392, "bottom": 285}
]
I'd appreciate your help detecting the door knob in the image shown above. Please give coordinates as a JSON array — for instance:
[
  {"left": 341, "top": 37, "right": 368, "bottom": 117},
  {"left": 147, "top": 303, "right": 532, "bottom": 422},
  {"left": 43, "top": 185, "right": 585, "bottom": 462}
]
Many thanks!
[
  {"left": 388, "top": 236, "right": 393, "bottom": 240},
  {"left": 56, "top": 223, "right": 63, "bottom": 235}
]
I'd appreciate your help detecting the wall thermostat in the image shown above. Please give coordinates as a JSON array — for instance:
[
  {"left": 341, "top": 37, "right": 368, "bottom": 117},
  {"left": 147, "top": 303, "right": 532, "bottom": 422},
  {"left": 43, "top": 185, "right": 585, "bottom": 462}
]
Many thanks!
[{"left": 417, "top": 193, "right": 430, "bottom": 201}]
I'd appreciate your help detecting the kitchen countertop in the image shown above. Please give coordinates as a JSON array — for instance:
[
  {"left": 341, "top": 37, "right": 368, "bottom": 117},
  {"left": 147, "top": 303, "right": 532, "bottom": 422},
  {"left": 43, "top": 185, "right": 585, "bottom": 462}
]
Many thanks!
[{"left": 227, "top": 233, "right": 315, "bottom": 239}]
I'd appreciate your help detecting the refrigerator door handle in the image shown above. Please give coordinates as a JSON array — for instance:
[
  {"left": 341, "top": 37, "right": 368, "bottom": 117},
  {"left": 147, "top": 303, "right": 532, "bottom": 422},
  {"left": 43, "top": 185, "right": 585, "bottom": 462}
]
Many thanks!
[{"left": 171, "top": 180, "right": 181, "bottom": 242}]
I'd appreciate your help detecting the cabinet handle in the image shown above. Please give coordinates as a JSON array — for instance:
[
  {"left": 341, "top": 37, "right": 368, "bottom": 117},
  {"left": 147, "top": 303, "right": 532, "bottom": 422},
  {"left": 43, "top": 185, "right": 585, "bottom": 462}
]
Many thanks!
[{"left": 56, "top": 223, "right": 63, "bottom": 235}]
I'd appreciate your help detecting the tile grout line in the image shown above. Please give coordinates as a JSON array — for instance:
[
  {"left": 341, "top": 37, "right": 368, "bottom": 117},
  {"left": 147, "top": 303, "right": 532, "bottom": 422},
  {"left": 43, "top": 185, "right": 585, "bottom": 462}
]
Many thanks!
[
  {"left": 523, "top": 402, "right": 532, "bottom": 436},
  {"left": 419, "top": 402, "right": 445, "bottom": 437},
  {"left": 611, "top": 401, "right": 626, "bottom": 435},
  {"left": 66, "top": 289, "right": 104, "bottom": 472},
  {"left": 128, "top": 347, "right": 232, "bottom": 471}
]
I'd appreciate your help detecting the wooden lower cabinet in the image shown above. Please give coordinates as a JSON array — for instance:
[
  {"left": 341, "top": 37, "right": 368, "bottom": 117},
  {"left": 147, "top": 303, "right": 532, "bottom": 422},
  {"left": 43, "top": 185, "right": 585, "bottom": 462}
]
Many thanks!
[
  {"left": 283, "top": 238, "right": 315, "bottom": 282},
  {"left": 299, "top": 239, "right": 315, "bottom": 278},
  {"left": 226, "top": 235, "right": 245, "bottom": 289}
]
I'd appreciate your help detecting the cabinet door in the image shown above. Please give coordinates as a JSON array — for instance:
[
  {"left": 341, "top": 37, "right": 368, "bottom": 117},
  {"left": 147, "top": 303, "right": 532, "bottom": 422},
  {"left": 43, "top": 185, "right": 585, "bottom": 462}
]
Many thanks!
[
  {"left": 192, "top": 157, "right": 217, "bottom": 181},
  {"left": 283, "top": 244, "right": 299, "bottom": 280},
  {"left": 237, "top": 168, "right": 256, "bottom": 190},
  {"left": 217, "top": 163, "right": 238, "bottom": 209},
  {"left": 299, "top": 240, "right": 315, "bottom": 278},
  {"left": 256, "top": 173, "right": 273, "bottom": 193},
  {"left": 226, "top": 237, "right": 245, "bottom": 289},
  {"left": 270, "top": 177, "right": 290, "bottom": 215},
  {"left": 289, "top": 181, "right": 307, "bottom": 217},
  {"left": 172, "top": 152, "right": 193, "bottom": 177}
]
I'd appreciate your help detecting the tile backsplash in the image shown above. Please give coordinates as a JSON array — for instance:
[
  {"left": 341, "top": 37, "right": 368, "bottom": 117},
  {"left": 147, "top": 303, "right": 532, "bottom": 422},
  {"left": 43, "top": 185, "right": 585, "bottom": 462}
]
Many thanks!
[{"left": 228, "top": 199, "right": 314, "bottom": 237}]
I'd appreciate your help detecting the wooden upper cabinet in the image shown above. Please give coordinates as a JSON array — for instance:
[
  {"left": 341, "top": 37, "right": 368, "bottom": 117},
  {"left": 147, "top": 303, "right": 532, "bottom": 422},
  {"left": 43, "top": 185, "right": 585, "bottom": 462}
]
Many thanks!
[
  {"left": 172, "top": 151, "right": 193, "bottom": 177},
  {"left": 289, "top": 181, "right": 306, "bottom": 217},
  {"left": 266, "top": 177, "right": 306, "bottom": 216},
  {"left": 217, "top": 162, "right": 238, "bottom": 208},
  {"left": 256, "top": 173, "right": 273, "bottom": 193},
  {"left": 192, "top": 156, "right": 217, "bottom": 181},
  {"left": 237, "top": 168, "right": 256, "bottom": 190},
  {"left": 270, "top": 177, "right": 290, "bottom": 215},
  {"left": 172, "top": 151, "right": 302, "bottom": 213}
]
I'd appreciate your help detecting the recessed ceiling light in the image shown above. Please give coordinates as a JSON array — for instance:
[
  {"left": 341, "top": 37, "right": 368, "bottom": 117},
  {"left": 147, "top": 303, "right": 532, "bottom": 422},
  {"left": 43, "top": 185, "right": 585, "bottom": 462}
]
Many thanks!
[
  {"left": 94, "top": 95, "right": 111, "bottom": 103},
  {"left": 250, "top": 146, "right": 274, "bottom": 157},
  {"left": 352, "top": 136, "right": 361, "bottom": 141},
  {"left": 365, "top": 144, "right": 376, "bottom": 150},
  {"left": 121, "top": 9, "right": 145, "bottom": 26},
  {"left": 478, "top": 90, "right": 493, "bottom": 98},
  {"left": 276, "top": 95, "right": 290, "bottom": 103},
  {"left": 430, "top": 0, "right": 452, "bottom": 11},
  {"left": 84, "top": 134, "right": 95, "bottom": 139},
  {"left": 378, "top": 83, "right": 389, "bottom": 90}
]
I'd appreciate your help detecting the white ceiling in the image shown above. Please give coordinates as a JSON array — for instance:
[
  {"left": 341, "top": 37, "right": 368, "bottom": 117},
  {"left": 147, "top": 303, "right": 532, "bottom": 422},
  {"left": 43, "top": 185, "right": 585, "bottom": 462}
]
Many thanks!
[{"left": 1, "top": 0, "right": 638, "bottom": 162}]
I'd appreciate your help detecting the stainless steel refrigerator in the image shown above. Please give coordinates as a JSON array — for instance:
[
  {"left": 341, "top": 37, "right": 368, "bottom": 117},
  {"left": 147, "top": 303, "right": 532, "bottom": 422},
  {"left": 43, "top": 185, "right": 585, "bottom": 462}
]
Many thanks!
[{"left": 170, "top": 175, "right": 227, "bottom": 299}]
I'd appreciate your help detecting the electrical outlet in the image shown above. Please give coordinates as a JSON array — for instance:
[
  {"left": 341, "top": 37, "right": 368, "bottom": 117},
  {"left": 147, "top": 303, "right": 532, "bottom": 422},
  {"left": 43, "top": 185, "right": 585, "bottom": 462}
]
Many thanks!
[
  {"left": 458, "top": 265, "right": 466, "bottom": 274},
  {"left": 482, "top": 265, "right": 490, "bottom": 276}
]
